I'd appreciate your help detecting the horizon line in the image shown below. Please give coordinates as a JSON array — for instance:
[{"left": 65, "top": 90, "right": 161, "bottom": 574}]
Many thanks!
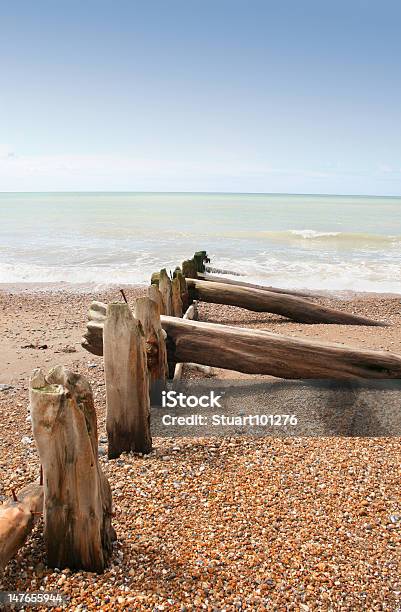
[{"left": 0, "top": 190, "right": 400, "bottom": 198}]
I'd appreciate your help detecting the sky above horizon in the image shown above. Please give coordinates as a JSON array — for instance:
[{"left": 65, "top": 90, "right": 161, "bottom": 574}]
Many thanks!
[{"left": 1, "top": 0, "right": 401, "bottom": 195}]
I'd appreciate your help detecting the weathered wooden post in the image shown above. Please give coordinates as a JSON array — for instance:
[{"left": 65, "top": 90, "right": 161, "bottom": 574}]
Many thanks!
[
  {"left": 151, "top": 271, "right": 160, "bottom": 285},
  {"left": 158, "top": 268, "right": 173, "bottom": 316},
  {"left": 174, "top": 267, "right": 190, "bottom": 310},
  {"left": 182, "top": 258, "right": 198, "bottom": 279},
  {"left": 103, "top": 302, "right": 152, "bottom": 458},
  {"left": 193, "top": 251, "right": 209, "bottom": 273},
  {"left": 148, "top": 284, "right": 165, "bottom": 315},
  {"left": 30, "top": 366, "right": 115, "bottom": 572},
  {"left": 171, "top": 277, "right": 183, "bottom": 317},
  {"left": 135, "top": 296, "right": 168, "bottom": 404}
]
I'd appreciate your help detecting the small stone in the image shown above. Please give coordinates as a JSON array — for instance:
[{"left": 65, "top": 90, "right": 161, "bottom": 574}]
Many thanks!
[{"left": 0, "top": 384, "right": 14, "bottom": 392}]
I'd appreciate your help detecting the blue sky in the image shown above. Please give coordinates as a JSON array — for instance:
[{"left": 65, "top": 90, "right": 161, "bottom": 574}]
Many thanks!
[{"left": 1, "top": 0, "right": 401, "bottom": 194}]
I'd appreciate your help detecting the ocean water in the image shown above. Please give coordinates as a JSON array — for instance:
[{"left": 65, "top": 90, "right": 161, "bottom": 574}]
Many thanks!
[{"left": 1, "top": 192, "right": 401, "bottom": 293}]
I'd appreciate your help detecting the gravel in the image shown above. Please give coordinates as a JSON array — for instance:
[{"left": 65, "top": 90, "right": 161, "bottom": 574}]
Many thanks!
[{"left": 0, "top": 287, "right": 400, "bottom": 610}]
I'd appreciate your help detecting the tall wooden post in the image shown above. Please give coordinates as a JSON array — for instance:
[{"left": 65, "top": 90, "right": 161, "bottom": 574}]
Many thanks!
[
  {"left": 174, "top": 267, "right": 190, "bottom": 310},
  {"left": 193, "top": 251, "right": 209, "bottom": 273},
  {"left": 182, "top": 258, "right": 198, "bottom": 279},
  {"left": 171, "top": 277, "right": 183, "bottom": 317},
  {"left": 148, "top": 284, "right": 165, "bottom": 315},
  {"left": 135, "top": 296, "right": 168, "bottom": 404},
  {"left": 103, "top": 302, "right": 152, "bottom": 458},
  {"left": 30, "top": 366, "right": 115, "bottom": 572},
  {"left": 159, "top": 269, "right": 173, "bottom": 315}
]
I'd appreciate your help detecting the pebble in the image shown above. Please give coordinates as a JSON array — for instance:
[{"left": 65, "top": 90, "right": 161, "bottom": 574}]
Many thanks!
[
  {"left": 0, "top": 384, "right": 14, "bottom": 391},
  {"left": 1, "top": 288, "right": 400, "bottom": 610}
]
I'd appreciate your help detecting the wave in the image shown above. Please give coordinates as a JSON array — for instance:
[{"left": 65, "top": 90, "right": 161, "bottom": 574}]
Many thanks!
[
  {"left": 289, "top": 229, "right": 341, "bottom": 239},
  {"left": 2, "top": 256, "right": 400, "bottom": 293},
  {"left": 219, "top": 229, "right": 401, "bottom": 245},
  {"left": 206, "top": 229, "right": 401, "bottom": 248},
  {"left": 287, "top": 230, "right": 401, "bottom": 243}
]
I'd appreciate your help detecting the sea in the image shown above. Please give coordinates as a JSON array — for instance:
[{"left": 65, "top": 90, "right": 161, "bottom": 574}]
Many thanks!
[{"left": 1, "top": 192, "right": 400, "bottom": 293}]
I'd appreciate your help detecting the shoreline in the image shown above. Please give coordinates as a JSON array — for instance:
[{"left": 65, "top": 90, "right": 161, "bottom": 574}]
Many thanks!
[{"left": 1, "top": 280, "right": 400, "bottom": 299}]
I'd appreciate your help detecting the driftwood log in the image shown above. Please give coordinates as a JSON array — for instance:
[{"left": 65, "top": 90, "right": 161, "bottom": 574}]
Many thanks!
[
  {"left": 81, "top": 305, "right": 401, "bottom": 380},
  {"left": 104, "top": 303, "right": 151, "bottom": 457},
  {"left": 30, "top": 366, "right": 114, "bottom": 572},
  {"left": 197, "top": 273, "right": 318, "bottom": 298},
  {"left": 135, "top": 296, "right": 168, "bottom": 403},
  {"left": 0, "top": 483, "right": 43, "bottom": 570},
  {"left": 186, "top": 279, "right": 386, "bottom": 326},
  {"left": 162, "top": 317, "right": 401, "bottom": 379}
]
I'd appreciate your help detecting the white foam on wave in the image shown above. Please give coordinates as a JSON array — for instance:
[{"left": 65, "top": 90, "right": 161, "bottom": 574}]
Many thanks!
[
  {"left": 1, "top": 250, "right": 401, "bottom": 294},
  {"left": 210, "top": 256, "right": 401, "bottom": 294},
  {"left": 289, "top": 229, "right": 341, "bottom": 239}
]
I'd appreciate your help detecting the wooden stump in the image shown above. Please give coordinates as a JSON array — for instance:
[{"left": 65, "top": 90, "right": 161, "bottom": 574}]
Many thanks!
[
  {"left": 104, "top": 302, "right": 152, "bottom": 458},
  {"left": 0, "top": 483, "right": 43, "bottom": 570},
  {"left": 82, "top": 319, "right": 104, "bottom": 356},
  {"left": 147, "top": 284, "right": 165, "bottom": 315},
  {"left": 30, "top": 366, "right": 114, "bottom": 572},
  {"left": 151, "top": 271, "right": 160, "bottom": 286},
  {"left": 135, "top": 296, "right": 168, "bottom": 404},
  {"left": 171, "top": 277, "right": 183, "bottom": 317},
  {"left": 88, "top": 300, "right": 108, "bottom": 322},
  {"left": 193, "top": 251, "right": 209, "bottom": 273},
  {"left": 174, "top": 267, "right": 190, "bottom": 310},
  {"left": 159, "top": 269, "right": 173, "bottom": 316},
  {"left": 182, "top": 259, "right": 198, "bottom": 279}
]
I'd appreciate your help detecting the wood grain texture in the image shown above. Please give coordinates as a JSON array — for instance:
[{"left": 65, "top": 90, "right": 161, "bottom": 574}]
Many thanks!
[
  {"left": 197, "top": 273, "right": 319, "bottom": 298},
  {"left": 30, "top": 366, "right": 114, "bottom": 572},
  {"left": 81, "top": 302, "right": 401, "bottom": 380},
  {"left": 187, "top": 279, "right": 386, "bottom": 326},
  {"left": 162, "top": 317, "right": 401, "bottom": 379},
  {"left": 171, "top": 277, "right": 183, "bottom": 317},
  {"left": 104, "top": 303, "right": 151, "bottom": 458},
  {"left": 159, "top": 269, "right": 173, "bottom": 316},
  {"left": 135, "top": 296, "right": 168, "bottom": 403}
]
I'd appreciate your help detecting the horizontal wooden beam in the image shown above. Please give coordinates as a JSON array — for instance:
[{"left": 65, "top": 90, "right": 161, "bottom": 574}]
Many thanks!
[
  {"left": 198, "top": 273, "right": 319, "bottom": 298},
  {"left": 81, "top": 303, "right": 401, "bottom": 379},
  {"left": 187, "top": 279, "right": 386, "bottom": 326}
]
